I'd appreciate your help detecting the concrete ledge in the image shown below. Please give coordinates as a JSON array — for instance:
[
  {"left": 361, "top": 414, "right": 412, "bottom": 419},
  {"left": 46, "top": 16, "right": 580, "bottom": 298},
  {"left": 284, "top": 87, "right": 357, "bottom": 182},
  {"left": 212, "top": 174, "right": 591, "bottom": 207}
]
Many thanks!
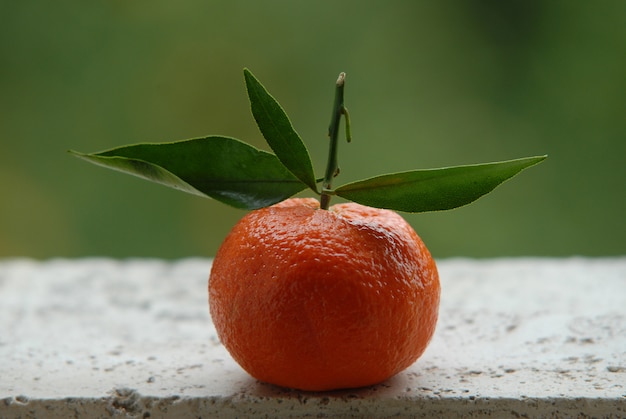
[{"left": 1, "top": 258, "right": 624, "bottom": 418}]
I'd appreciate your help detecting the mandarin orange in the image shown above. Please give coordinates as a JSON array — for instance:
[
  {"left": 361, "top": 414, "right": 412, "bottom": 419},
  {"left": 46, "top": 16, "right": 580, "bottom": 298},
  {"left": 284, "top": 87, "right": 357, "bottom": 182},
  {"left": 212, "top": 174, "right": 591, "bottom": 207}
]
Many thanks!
[{"left": 208, "top": 197, "right": 440, "bottom": 391}]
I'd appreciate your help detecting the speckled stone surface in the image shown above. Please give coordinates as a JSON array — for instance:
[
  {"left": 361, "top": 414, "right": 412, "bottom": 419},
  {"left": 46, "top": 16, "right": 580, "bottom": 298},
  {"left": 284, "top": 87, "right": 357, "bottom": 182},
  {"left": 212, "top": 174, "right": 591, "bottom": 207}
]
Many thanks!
[{"left": 0, "top": 258, "right": 624, "bottom": 418}]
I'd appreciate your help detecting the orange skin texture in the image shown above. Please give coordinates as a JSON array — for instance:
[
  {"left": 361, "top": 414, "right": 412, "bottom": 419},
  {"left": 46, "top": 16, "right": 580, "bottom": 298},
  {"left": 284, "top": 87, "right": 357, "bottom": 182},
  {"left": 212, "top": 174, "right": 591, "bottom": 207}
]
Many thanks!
[{"left": 209, "top": 198, "right": 440, "bottom": 391}]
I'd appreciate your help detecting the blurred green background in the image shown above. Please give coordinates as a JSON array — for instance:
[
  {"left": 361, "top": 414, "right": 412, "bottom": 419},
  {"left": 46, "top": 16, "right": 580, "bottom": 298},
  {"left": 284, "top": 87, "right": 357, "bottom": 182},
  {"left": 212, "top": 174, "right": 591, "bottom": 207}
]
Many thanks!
[{"left": 1, "top": 1, "right": 624, "bottom": 259}]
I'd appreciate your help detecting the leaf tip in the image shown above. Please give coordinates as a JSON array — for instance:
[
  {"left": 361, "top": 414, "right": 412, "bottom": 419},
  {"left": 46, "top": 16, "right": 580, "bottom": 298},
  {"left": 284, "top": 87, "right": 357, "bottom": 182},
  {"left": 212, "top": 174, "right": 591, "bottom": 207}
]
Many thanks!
[
  {"left": 530, "top": 154, "right": 548, "bottom": 166},
  {"left": 243, "top": 68, "right": 255, "bottom": 82},
  {"left": 67, "top": 149, "right": 85, "bottom": 158}
]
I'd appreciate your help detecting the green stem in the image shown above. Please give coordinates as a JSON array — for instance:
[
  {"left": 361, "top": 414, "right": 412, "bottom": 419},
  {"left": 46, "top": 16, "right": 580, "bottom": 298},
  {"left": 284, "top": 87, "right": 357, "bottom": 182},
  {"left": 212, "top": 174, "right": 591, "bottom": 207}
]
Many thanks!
[{"left": 320, "top": 72, "right": 347, "bottom": 210}]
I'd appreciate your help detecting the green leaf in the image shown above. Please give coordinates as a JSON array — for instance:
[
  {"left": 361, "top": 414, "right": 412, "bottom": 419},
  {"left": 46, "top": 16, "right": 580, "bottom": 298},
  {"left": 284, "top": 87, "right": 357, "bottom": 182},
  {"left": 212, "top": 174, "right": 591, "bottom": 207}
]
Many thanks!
[
  {"left": 69, "top": 136, "right": 308, "bottom": 210},
  {"left": 244, "top": 68, "right": 318, "bottom": 192},
  {"left": 335, "top": 156, "right": 547, "bottom": 213}
]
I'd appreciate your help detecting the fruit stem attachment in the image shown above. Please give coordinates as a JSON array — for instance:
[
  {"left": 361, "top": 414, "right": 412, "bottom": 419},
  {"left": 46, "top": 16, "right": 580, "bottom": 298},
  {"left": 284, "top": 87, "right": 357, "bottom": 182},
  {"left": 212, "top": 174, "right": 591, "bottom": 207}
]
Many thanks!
[{"left": 320, "top": 72, "right": 349, "bottom": 210}]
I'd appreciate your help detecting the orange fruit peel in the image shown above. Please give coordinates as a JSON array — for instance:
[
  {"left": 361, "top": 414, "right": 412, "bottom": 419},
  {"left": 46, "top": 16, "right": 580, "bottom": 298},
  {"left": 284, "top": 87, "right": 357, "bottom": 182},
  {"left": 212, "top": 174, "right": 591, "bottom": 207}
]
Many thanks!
[{"left": 210, "top": 198, "right": 440, "bottom": 391}]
